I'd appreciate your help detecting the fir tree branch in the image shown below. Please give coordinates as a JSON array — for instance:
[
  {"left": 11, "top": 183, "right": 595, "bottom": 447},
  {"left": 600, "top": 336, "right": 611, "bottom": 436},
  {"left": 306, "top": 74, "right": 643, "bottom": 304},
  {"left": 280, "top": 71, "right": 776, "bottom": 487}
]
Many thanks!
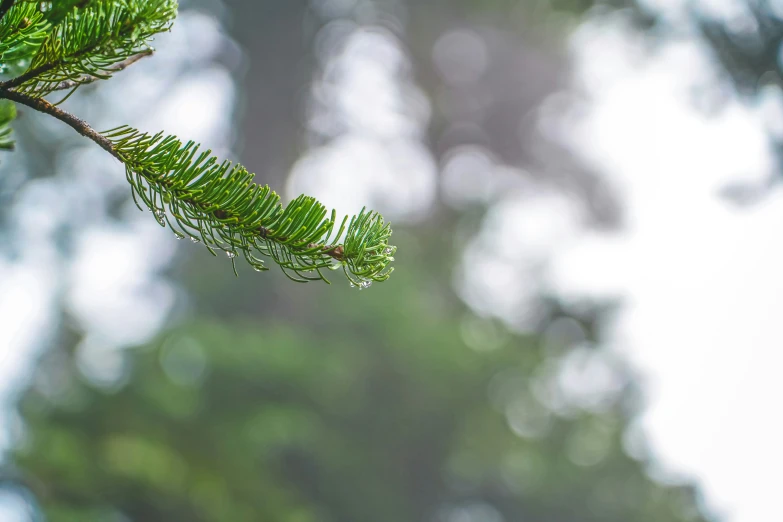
[
  {"left": 0, "top": 0, "right": 396, "bottom": 286},
  {"left": 0, "top": 0, "right": 15, "bottom": 24},
  {"left": 104, "top": 126, "right": 395, "bottom": 283},
  {"left": 0, "top": 88, "right": 395, "bottom": 284}
]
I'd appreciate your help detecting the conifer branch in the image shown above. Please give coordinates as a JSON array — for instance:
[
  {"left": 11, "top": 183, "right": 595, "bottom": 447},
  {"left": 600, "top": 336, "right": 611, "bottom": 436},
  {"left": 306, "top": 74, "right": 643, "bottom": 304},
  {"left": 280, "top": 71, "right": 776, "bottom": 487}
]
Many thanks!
[
  {"left": 0, "top": 0, "right": 397, "bottom": 286},
  {"left": 104, "top": 125, "right": 395, "bottom": 284},
  {"left": 0, "top": 88, "right": 396, "bottom": 285}
]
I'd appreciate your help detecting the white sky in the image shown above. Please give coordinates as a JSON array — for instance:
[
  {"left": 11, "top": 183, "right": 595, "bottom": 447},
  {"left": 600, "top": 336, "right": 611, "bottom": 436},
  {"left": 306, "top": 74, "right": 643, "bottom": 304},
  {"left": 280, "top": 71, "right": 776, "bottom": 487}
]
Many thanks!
[{"left": 549, "top": 14, "right": 783, "bottom": 522}]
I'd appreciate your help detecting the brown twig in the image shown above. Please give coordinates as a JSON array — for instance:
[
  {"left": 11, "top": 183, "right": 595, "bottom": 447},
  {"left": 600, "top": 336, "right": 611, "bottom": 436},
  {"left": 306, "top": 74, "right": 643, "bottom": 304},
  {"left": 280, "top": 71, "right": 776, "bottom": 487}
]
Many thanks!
[{"left": 0, "top": 87, "right": 121, "bottom": 161}]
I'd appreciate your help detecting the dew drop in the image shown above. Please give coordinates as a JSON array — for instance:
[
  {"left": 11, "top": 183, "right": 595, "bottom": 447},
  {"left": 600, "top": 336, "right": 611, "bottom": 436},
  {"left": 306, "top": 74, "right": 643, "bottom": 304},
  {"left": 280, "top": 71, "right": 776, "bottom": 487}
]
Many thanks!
[
  {"left": 190, "top": 237, "right": 200, "bottom": 244},
  {"left": 174, "top": 232, "right": 184, "bottom": 240},
  {"left": 359, "top": 281, "right": 372, "bottom": 290},
  {"left": 383, "top": 246, "right": 394, "bottom": 255},
  {"left": 226, "top": 251, "right": 237, "bottom": 259},
  {"left": 154, "top": 209, "right": 166, "bottom": 226}
]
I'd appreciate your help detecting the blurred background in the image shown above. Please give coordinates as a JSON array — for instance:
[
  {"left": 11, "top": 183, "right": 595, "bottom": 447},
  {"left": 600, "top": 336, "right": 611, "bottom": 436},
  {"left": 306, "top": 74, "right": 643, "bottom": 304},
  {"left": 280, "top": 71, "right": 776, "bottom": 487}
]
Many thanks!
[{"left": 1, "top": 0, "right": 782, "bottom": 520}]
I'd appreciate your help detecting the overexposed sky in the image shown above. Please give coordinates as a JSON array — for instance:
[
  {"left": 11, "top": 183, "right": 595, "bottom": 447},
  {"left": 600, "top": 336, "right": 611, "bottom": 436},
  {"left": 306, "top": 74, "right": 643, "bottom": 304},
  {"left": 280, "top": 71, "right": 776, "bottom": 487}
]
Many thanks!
[{"left": 551, "top": 13, "right": 783, "bottom": 522}]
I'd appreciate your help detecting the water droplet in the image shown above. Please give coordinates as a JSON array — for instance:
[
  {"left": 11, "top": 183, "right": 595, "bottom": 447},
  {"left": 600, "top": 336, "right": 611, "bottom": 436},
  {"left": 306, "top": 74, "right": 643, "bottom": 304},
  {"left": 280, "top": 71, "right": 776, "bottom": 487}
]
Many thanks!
[
  {"left": 359, "top": 281, "right": 372, "bottom": 290},
  {"left": 190, "top": 237, "right": 200, "bottom": 244},
  {"left": 383, "top": 246, "right": 394, "bottom": 255},
  {"left": 253, "top": 267, "right": 263, "bottom": 272},
  {"left": 226, "top": 251, "right": 237, "bottom": 259},
  {"left": 154, "top": 209, "right": 165, "bottom": 226},
  {"left": 174, "top": 232, "right": 184, "bottom": 240},
  {"left": 387, "top": 257, "right": 395, "bottom": 262}
]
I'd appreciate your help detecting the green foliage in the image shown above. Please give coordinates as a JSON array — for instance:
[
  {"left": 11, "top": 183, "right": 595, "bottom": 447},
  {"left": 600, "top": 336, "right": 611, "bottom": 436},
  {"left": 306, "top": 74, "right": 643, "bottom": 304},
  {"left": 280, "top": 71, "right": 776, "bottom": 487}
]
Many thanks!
[
  {"left": 13, "top": 0, "right": 176, "bottom": 97},
  {"left": 0, "top": 0, "right": 396, "bottom": 286},
  {"left": 0, "top": 98, "right": 15, "bottom": 149},
  {"left": 107, "top": 126, "right": 395, "bottom": 284},
  {"left": 22, "top": 0, "right": 105, "bottom": 26},
  {"left": 0, "top": 1, "right": 49, "bottom": 65},
  {"left": 7, "top": 264, "right": 711, "bottom": 522}
]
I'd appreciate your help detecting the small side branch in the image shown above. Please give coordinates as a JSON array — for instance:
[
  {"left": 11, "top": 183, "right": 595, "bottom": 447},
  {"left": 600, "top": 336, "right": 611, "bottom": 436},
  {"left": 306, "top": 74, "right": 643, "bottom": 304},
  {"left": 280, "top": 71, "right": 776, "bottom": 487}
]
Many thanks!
[
  {"left": 51, "top": 50, "right": 154, "bottom": 91},
  {"left": 0, "top": 0, "right": 15, "bottom": 23},
  {"left": 0, "top": 88, "right": 122, "bottom": 162},
  {"left": 0, "top": 63, "right": 58, "bottom": 91}
]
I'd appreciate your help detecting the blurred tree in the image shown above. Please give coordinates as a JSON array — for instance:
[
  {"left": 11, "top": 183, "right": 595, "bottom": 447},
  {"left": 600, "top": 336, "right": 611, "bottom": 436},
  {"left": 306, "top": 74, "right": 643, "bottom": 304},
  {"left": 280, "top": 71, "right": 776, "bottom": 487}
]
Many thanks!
[
  {"left": 0, "top": 1, "right": 718, "bottom": 522},
  {"left": 7, "top": 257, "right": 711, "bottom": 522},
  {"left": 552, "top": 0, "right": 783, "bottom": 199},
  {"left": 691, "top": 1, "right": 783, "bottom": 201},
  {"left": 660, "top": 1, "right": 783, "bottom": 101}
]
